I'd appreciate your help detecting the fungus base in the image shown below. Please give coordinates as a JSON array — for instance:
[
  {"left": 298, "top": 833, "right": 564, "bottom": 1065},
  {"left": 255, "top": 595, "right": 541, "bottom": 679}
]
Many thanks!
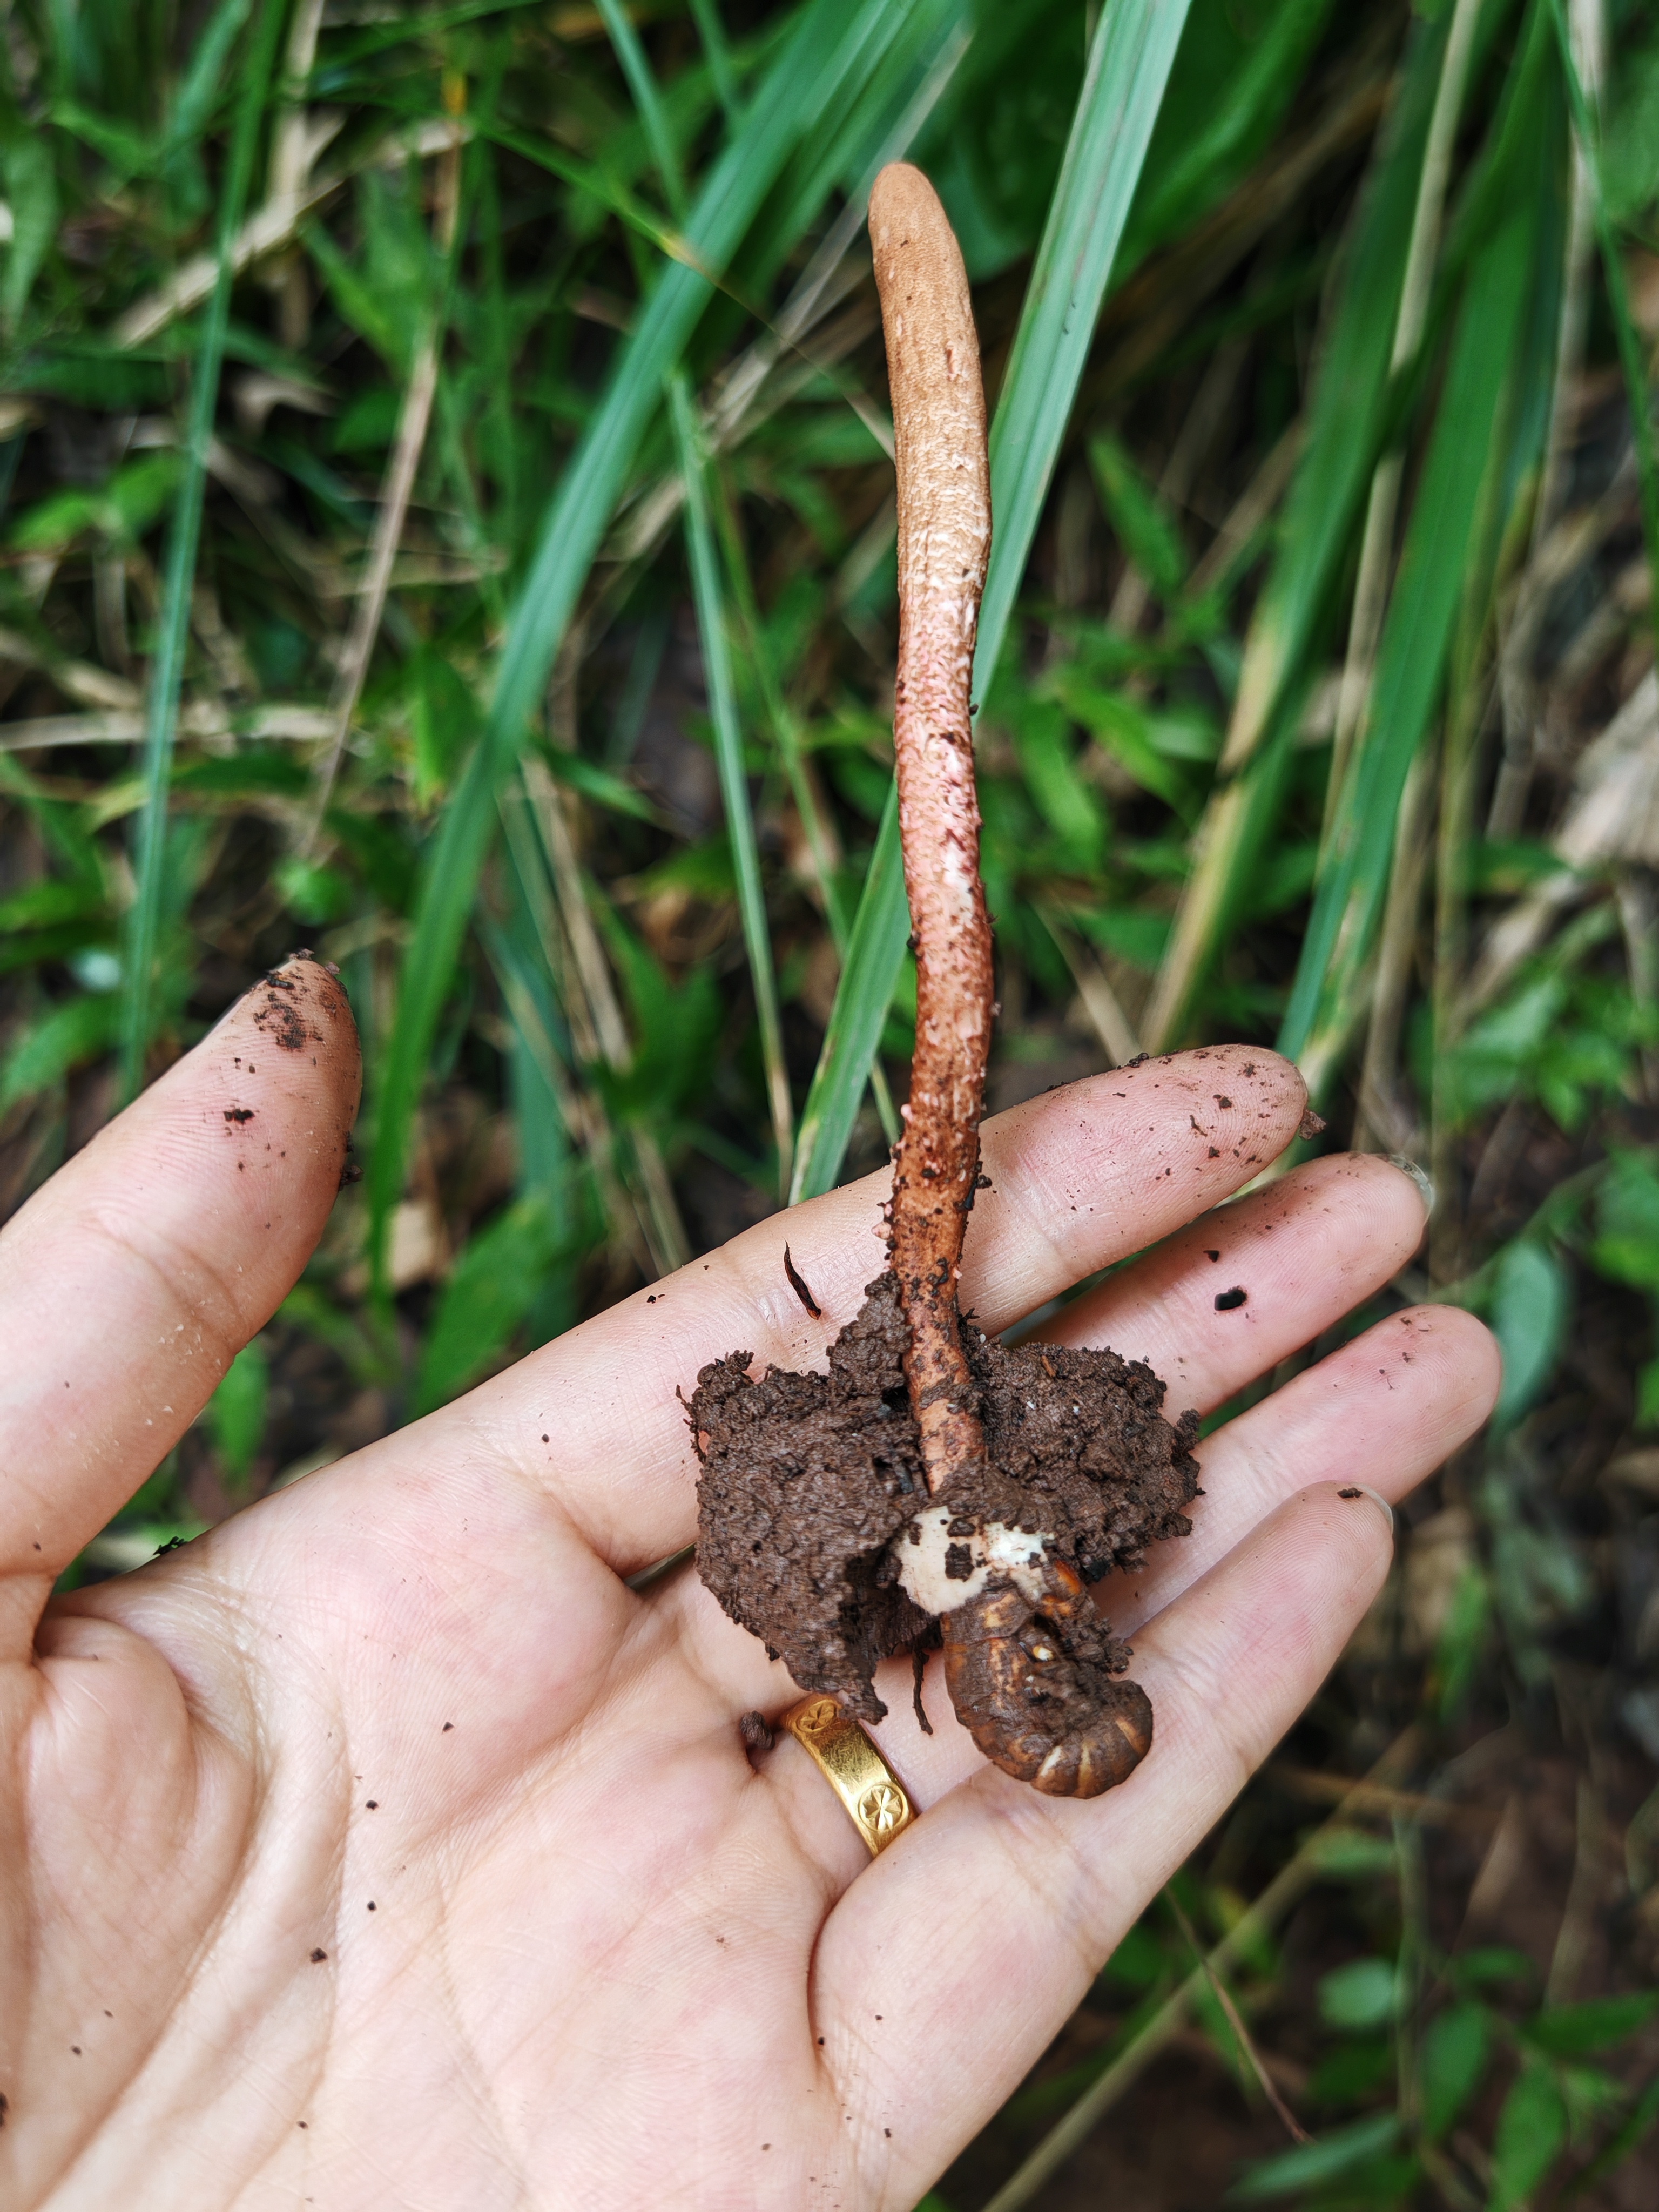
[{"left": 691, "top": 1271, "right": 1201, "bottom": 1732}]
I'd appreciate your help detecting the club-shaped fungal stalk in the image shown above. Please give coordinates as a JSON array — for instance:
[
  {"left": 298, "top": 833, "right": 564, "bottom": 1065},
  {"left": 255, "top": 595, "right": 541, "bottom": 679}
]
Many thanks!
[
  {"left": 871, "top": 165, "right": 1152, "bottom": 1799},
  {"left": 869, "top": 161, "right": 995, "bottom": 1504}
]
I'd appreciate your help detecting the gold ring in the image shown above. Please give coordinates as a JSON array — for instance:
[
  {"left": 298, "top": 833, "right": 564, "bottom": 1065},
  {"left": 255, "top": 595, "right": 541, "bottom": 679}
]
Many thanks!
[{"left": 781, "top": 1696, "right": 915, "bottom": 1856}]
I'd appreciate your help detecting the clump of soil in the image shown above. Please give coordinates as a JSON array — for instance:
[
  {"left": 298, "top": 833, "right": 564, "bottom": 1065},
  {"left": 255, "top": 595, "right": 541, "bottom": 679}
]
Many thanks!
[{"left": 691, "top": 1272, "right": 1201, "bottom": 1725}]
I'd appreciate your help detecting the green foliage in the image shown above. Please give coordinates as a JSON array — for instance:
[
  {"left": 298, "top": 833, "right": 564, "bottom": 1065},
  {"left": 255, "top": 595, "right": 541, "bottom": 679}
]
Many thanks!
[
  {"left": 118, "top": 0, "right": 288, "bottom": 1103},
  {"left": 671, "top": 372, "right": 790, "bottom": 1185},
  {"left": 11, "top": 452, "right": 181, "bottom": 551},
  {"left": 1419, "top": 2000, "right": 1490, "bottom": 2142},
  {"left": 789, "top": 780, "right": 909, "bottom": 1202},
  {"left": 1135, "top": 11, "right": 1451, "bottom": 1049},
  {"left": 1590, "top": 1152, "right": 1659, "bottom": 1424},
  {"left": 413, "top": 1189, "right": 582, "bottom": 1416},
  {"left": 1319, "top": 1958, "right": 1401, "bottom": 2032},
  {"left": 207, "top": 1341, "right": 269, "bottom": 1487},
  {"left": 1245, "top": 1939, "right": 1659, "bottom": 2210},
  {"left": 1602, "top": 21, "right": 1659, "bottom": 224},
  {"left": 1437, "top": 921, "right": 1653, "bottom": 1134},
  {"left": 1304, "top": 1829, "right": 1398, "bottom": 1881},
  {"left": 1488, "top": 2060, "right": 1567, "bottom": 2211},
  {"left": 1431, "top": 1554, "right": 1491, "bottom": 1719},
  {"left": 1309, "top": 2036, "right": 1395, "bottom": 2109},
  {"left": 1488, "top": 1238, "right": 1570, "bottom": 1431},
  {"left": 1087, "top": 433, "right": 1189, "bottom": 605},
  {"left": 1548, "top": 0, "right": 1659, "bottom": 677},
  {"left": 1, "top": 130, "right": 59, "bottom": 329},
  {"left": 275, "top": 857, "right": 353, "bottom": 926},
  {"left": 0, "top": 993, "right": 120, "bottom": 1111},
  {"left": 1230, "top": 2112, "right": 1401, "bottom": 2201},
  {"left": 1524, "top": 1992, "right": 1659, "bottom": 2060},
  {"left": 1120, "top": 0, "right": 1336, "bottom": 270},
  {"left": 372, "top": 0, "right": 955, "bottom": 1270},
  {"left": 1100, "top": 1919, "right": 1168, "bottom": 1993},
  {"left": 1282, "top": 185, "right": 1540, "bottom": 1064},
  {"left": 1453, "top": 1950, "right": 1537, "bottom": 1991}
]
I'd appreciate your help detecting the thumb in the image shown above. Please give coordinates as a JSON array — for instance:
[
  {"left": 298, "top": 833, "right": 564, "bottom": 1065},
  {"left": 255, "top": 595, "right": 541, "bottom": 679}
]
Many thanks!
[{"left": 0, "top": 955, "right": 360, "bottom": 1609}]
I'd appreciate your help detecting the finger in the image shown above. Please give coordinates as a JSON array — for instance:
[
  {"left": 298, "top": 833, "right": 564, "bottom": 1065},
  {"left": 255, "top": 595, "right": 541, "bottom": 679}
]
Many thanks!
[
  {"left": 654, "top": 1297, "right": 1494, "bottom": 1741},
  {"left": 1038, "top": 1151, "right": 1428, "bottom": 1415},
  {"left": 1096, "top": 1301, "right": 1499, "bottom": 1640},
  {"left": 0, "top": 956, "right": 359, "bottom": 1601},
  {"left": 414, "top": 1046, "right": 1307, "bottom": 1569},
  {"left": 815, "top": 1483, "right": 1394, "bottom": 2201}
]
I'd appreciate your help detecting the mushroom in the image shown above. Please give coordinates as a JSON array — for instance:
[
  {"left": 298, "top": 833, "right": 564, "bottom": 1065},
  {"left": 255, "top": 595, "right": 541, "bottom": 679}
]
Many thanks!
[
  {"left": 869, "top": 166, "right": 1156, "bottom": 1797},
  {"left": 687, "top": 166, "right": 1200, "bottom": 1799}
]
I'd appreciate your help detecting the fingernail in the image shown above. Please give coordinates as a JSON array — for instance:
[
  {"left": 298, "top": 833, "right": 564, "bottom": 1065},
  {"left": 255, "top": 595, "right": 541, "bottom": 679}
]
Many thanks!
[
  {"left": 1337, "top": 1483, "right": 1395, "bottom": 1541},
  {"left": 1387, "top": 1155, "right": 1435, "bottom": 1217}
]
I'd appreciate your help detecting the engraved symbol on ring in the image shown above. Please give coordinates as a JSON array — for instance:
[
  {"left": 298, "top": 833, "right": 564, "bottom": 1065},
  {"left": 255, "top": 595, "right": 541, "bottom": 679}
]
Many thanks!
[
  {"left": 795, "top": 1698, "right": 841, "bottom": 1737},
  {"left": 857, "top": 1781, "right": 908, "bottom": 1835}
]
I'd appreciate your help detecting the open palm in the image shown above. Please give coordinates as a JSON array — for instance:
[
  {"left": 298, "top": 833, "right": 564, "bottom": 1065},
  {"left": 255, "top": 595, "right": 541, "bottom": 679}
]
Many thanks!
[{"left": 2, "top": 959, "right": 1497, "bottom": 2208}]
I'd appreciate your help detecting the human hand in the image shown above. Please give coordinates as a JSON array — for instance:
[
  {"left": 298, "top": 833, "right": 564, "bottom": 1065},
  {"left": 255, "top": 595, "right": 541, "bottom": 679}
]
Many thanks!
[{"left": 1, "top": 959, "right": 1498, "bottom": 2208}]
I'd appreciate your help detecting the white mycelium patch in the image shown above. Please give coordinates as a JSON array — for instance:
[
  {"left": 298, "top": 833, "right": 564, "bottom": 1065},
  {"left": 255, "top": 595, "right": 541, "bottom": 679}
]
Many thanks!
[{"left": 894, "top": 1502, "right": 1053, "bottom": 1615}]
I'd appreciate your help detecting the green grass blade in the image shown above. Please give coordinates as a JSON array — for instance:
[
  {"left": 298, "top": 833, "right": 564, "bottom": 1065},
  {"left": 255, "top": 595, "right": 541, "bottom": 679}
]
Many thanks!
[
  {"left": 790, "top": 776, "right": 909, "bottom": 1206},
  {"left": 1141, "top": 18, "right": 1451, "bottom": 1050},
  {"left": 486, "top": 0, "right": 909, "bottom": 752},
  {"left": 1117, "top": 0, "right": 1337, "bottom": 276},
  {"left": 412, "top": 1189, "right": 575, "bottom": 1416},
  {"left": 367, "top": 0, "right": 932, "bottom": 1288},
  {"left": 595, "top": 0, "right": 688, "bottom": 220},
  {"left": 974, "top": 0, "right": 1195, "bottom": 697},
  {"left": 457, "top": 116, "right": 704, "bottom": 269},
  {"left": 1277, "top": 200, "right": 1537, "bottom": 1069},
  {"left": 707, "top": 461, "right": 903, "bottom": 1166},
  {"left": 689, "top": 0, "right": 740, "bottom": 127},
  {"left": 709, "top": 470, "right": 851, "bottom": 948},
  {"left": 1547, "top": 0, "right": 1659, "bottom": 671},
  {"left": 791, "top": 0, "right": 1193, "bottom": 1202},
  {"left": 670, "top": 371, "right": 792, "bottom": 1194},
  {"left": 164, "top": 0, "right": 254, "bottom": 168},
  {"left": 745, "top": 0, "right": 965, "bottom": 293},
  {"left": 1216, "top": 16, "right": 1449, "bottom": 775},
  {"left": 116, "top": 0, "right": 285, "bottom": 1103}
]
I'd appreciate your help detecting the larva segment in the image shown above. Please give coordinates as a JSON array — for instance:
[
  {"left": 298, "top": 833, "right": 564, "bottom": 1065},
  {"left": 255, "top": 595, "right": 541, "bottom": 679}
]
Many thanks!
[{"left": 941, "top": 1560, "right": 1152, "bottom": 1800}]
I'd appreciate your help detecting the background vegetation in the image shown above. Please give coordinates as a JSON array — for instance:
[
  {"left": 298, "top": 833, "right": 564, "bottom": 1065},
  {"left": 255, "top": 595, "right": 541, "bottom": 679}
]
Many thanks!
[{"left": 2, "top": 0, "right": 1658, "bottom": 2201}]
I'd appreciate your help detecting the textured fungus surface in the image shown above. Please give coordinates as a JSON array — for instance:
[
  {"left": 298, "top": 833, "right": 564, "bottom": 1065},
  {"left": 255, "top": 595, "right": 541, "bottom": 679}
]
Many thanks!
[{"left": 691, "top": 1273, "right": 1202, "bottom": 1725}]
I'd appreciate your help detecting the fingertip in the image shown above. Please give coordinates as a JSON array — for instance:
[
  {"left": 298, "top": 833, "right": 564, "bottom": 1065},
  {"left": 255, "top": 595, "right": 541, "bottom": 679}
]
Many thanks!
[
  {"left": 1321, "top": 1146, "right": 1431, "bottom": 1228},
  {"left": 1321, "top": 1479, "right": 1396, "bottom": 1546},
  {"left": 211, "top": 951, "right": 362, "bottom": 1122},
  {"left": 967, "top": 1044, "right": 1314, "bottom": 1313},
  {"left": 1250, "top": 1480, "right": 1398, "bottom": 1634},
  {"left": 193, "top": 954, "right": 362, "bottom": 1210},
  {"left": 0, "top": 957, "right": 366, "bottom": 1578},
  {"left": 1384, "top": 1153, "right": 1435, "bottom": 1219},
  {"left": 1276, "top": 1149, "right": 1429, "bottom": 1271},
  {"left": 1392, "top": 1301, "right": 1502, "bottom": 1434}
]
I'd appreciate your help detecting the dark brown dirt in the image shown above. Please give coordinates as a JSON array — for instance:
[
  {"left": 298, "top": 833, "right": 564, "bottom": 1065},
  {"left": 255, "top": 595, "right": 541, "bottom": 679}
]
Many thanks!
[
  {"left": 738, "top": 1710, "right": 776, "bottom": 1756},
  {"left": 253, "top": 965, "right": 323, "bottom": 1053},
  {"left": 690, "top": 1270, "right": 1201, "bottom": 1723}
]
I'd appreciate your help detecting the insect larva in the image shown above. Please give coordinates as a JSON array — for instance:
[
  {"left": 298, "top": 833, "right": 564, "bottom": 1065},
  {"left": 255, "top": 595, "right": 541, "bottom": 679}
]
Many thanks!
[{"left": 941, "top": 1555, "right": 1152, "bottom": 1799}]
